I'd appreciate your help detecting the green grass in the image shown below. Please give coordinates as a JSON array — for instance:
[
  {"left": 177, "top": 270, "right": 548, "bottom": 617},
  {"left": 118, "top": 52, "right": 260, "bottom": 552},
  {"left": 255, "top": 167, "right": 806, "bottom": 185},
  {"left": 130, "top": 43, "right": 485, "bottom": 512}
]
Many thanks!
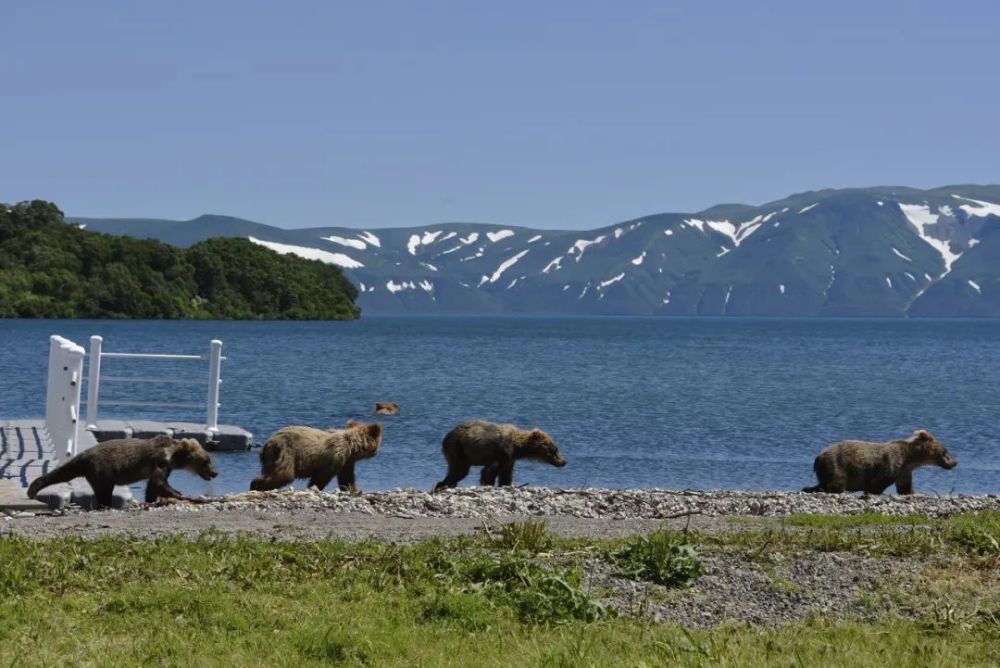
[
  {"left": 708, "top": 511, "right": 1000, "bottom": 563},
  {"left": 612, "top": 529, "right": 703, "bottom": 587},
  {"left": 782, "top": 511, "right": 932, "bottom": 529},
  {"left": 3, "top": 515, "right": 1000, "bottom": 666}
]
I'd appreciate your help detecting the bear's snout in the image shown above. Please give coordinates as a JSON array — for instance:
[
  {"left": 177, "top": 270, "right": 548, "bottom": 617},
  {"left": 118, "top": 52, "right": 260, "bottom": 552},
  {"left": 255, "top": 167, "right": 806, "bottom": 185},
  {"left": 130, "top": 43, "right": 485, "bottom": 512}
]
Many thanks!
[
  {"left": 552, "top": 455, "right": 567, "bottom": 468},
  {"left": 942, "top": 456, "right": 958, "bottom": 470}
]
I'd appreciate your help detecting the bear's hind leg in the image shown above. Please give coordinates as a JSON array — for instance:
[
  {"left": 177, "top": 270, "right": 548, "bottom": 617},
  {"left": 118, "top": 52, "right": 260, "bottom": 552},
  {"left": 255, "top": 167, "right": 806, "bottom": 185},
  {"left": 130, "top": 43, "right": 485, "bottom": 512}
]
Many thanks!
[
  {"left": 308, "top": 472, "right": 334, "bottom": 491},
  {"left": 434, "top": 461, "right": 470, "bottom": 492},
  {"left": 250, "top": 470, "right": 295, "bottom": 491},
  {"left": 89, "top": 478, "right": 115, "bottom": 509}
]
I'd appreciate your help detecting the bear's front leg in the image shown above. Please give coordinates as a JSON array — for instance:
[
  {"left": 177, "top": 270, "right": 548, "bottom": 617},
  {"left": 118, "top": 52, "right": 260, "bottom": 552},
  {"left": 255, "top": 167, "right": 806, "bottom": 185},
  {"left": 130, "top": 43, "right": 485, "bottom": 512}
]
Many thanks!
[
  {"left": 480, "top": 462, "right": 500, "bottom": 486},
  {"left": 895, "top": 470, "right": 914, "bottom": 495},
  {"left": 336, "top": 462, "right": 360, "bottom": 495},
  {"left": 497, "top": 462, "right": 515, "bottom": 486}
]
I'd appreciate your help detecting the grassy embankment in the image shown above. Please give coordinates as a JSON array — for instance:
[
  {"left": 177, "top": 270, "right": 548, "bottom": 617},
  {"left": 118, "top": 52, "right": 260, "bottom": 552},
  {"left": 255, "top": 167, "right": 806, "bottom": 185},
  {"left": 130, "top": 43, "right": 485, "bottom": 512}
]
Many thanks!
[{"left": 2, "top": 512, "right": 1000, "bottom": 666}]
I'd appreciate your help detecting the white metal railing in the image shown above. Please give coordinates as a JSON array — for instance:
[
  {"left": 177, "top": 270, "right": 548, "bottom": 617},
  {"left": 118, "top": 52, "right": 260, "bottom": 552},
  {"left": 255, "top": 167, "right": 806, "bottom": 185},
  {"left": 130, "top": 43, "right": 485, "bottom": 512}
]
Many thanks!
[
  {"left": 84, "top": 336, "right": 225, "bottom": 433},
  {"left": 45, "top": 335, "right": 86, "bottom": 458}
]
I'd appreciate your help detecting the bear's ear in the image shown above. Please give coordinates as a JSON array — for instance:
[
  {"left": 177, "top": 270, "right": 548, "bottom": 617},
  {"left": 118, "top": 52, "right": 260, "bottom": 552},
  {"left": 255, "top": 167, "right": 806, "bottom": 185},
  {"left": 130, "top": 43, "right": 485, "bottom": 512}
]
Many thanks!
[
  {"left": 151, "top": 434, "right": 174, "bottom": 448},
  {"left": 346, "top": 419, "right": 358, "bottom": 428},
  {"left": 171, "top": 443, "right": 193, "bottom": 466},
  {"left": 910, "top": 429, "right": 932, "bottom": 443},
  {"left": 366, "top": 423, "right": 382, "bottom": 441}
]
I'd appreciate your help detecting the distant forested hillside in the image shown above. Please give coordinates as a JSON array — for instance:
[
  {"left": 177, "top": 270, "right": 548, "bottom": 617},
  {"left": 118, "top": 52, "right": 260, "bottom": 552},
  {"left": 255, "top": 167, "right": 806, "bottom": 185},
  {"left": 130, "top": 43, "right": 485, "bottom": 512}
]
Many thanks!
[{"left": 0, "top": 200, "right": 359, "bottom": 320}]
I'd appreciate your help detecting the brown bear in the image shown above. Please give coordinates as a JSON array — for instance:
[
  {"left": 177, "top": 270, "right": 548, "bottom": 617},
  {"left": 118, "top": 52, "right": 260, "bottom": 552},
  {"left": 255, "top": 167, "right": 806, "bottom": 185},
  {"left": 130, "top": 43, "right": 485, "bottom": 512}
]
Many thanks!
[
  {"left": 433, "top": 420, "right": 567, "bottom": 491},
  {"left": 803, "top": 429, "right": 957, "bottom": 495},
  {"left": 374, "top": 402, "right": 399, "bottom": 415},
  {"left": 250, "top": 420, "right": 382, "bottom": 494},
  {"left": 27, "top": 435, "right": 218, "bottom": 507}
]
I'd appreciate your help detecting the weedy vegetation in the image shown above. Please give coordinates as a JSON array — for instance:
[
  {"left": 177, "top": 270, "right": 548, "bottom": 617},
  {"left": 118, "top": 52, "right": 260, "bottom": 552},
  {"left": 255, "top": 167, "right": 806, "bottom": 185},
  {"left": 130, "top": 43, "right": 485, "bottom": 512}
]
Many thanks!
[{"left": 1, "top": 513, "right": 1000, "bottom": 665}]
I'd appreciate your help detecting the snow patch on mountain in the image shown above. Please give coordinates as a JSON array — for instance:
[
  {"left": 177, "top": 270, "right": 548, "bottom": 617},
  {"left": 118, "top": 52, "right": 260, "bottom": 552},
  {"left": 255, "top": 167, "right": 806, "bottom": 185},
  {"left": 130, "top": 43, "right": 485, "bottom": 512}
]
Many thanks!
[
  {"left": 567, "top": 235, "right": 606, "bottom": 262},
  {"left": 543, "top": 256, "right": 564, "bottom": 273},
  {"left": 248, "top": 237, "right": 364, "bottom": 269},
  {"left": 953, "top": 195, "right": 1000, "bottom": 218},
  {"left": 898, "top": 203, "right": 961, "bottom": 274},
  {"left": 486, "top": 249, "right": 530, "bottom": 284},
  {"left": 406, "top": 235, "right": 420, "bottom": 255},
  {"left": 892, "top": 248, "right": 912, "bottom": 262},
  {"left": 358, "top": 231, "right": 381, "bottom": 248},
  {"left": 386, "top": 279, "right": 418, "bottom": 293},
  {"left": 322, "top": 235, "right": 367, "bottom": 250},
  {"left": 613, "top": 222, "right": 642, "bottom": 239},
  {"left": 459, "top": 248, "right": 485, "bottom": 262},
  {"left": 487, "top": 230, "right": 515, "bottom": 243},
  {"left": 799, "top": 203, "right": 818, "bottom": 214},
  {"left": 599, "top": 273, "right": 625, "bottom": 289},
  {"left": 685, "top": 218, "right": 760, "bottom": 247},
  {"left": 528, "top": 234, "right": 543, "bottom": 243},
  {"left": 631, "top": 251, "right": 645, "bottom": 266},
  {"left": 461, "top": 232, "right": 480, "bottom": 245}
]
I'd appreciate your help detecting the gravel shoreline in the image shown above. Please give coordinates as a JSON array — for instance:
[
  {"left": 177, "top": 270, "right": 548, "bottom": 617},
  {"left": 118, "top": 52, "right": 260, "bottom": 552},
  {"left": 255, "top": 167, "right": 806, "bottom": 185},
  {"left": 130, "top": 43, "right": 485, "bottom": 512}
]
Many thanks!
[
  {"left": 141, "top": 486, "right": 1000, "bottom": 520},
  {"left": 2, "top": 487, "right": 998, "bottom": 542}
]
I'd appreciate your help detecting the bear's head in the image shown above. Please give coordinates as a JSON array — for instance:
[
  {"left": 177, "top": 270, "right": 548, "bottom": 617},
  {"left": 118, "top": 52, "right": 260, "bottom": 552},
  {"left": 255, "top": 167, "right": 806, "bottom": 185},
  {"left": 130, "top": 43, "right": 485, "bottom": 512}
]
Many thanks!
[
  {"left": 170, "top": 438, "right": 219, "bottom": 480},
  {"left": 524, "top": 429, "right": 567, "bottom": 468},
  {"left": 907, "top": 429, "right": 957, "bottom": 470},
  {"left": 347, "top": 421, "right": 383, "bottom": 459},
  {"left": 374, "top": 402, "right": 399, "bottom": 415}
]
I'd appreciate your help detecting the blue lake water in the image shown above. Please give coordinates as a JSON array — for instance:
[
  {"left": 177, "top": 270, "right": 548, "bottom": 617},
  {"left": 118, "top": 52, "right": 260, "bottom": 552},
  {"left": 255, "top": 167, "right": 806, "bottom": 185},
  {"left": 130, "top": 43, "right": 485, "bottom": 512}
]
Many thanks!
[{"left": 1, "top": 317, "right": 998, "bottom": 497}]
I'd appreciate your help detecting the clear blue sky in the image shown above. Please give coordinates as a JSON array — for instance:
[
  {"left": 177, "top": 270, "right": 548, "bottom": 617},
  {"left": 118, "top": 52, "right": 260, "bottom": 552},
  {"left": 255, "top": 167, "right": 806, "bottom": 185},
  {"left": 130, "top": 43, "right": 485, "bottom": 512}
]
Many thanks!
[{"left": 2, "top": 1, "right": 998, "bottom": 230}]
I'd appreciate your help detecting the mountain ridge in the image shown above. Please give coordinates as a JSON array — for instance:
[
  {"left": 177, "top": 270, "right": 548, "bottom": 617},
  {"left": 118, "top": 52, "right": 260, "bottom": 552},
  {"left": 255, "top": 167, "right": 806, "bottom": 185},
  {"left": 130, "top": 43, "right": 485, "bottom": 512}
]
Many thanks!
[{"left": 70, "top": 184, "right": 1000, "bottom": 317}]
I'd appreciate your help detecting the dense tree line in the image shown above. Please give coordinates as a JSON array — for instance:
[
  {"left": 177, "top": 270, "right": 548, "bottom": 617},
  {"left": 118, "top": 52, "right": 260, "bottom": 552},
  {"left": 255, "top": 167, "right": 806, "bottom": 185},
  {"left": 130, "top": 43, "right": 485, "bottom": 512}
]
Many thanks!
[{"left": 0, "top": 200, "right": 359, "bottom": 320}]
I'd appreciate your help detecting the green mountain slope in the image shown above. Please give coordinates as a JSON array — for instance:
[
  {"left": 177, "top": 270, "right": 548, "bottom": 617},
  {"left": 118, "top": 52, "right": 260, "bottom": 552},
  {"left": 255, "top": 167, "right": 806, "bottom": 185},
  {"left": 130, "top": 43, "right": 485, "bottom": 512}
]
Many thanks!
[{"left": 71, "top": 184, "right": 1000, "bottom": 317}]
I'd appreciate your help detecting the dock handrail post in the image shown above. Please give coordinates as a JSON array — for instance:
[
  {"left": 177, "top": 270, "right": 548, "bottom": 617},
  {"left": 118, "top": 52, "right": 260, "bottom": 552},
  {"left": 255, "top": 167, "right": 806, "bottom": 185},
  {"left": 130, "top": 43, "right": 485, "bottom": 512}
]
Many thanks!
[
  {"left": 85, "top": 335, "right": 103, "bottom": 430},
  {"left": 46, "top": 336, "right": 85, "bottom": 459},
  {"left": 206, "top": 339, "right": 222, "bottom": 433}
]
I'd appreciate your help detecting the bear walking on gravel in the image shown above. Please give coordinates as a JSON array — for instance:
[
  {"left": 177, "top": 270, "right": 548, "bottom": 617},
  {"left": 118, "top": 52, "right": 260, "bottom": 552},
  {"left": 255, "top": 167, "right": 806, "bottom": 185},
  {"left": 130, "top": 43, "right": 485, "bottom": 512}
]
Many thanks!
[
  {"left": 433, "top": 420, "right": 567, "bottom": 491},
  {"left": 250, "top": 420, "right": 383, "bottom": 494},
  {"left": 27, "top": 435, "right": 218, "bottom": 507},
  {"left": 803, "top": 429, "right": 957, "bottom": 495}
]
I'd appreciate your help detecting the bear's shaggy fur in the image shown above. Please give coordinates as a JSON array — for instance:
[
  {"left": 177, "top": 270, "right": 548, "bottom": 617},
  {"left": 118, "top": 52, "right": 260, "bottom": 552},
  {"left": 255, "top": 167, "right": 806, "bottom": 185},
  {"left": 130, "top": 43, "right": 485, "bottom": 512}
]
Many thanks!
[
  {"left": 374, "top": 402, "right": 399, "bottom": 415},
  {"left": 250, "top": 421, "right": 383, "bottom": 494},
  {"left": 433, "top": 420, "right": 567, "bottom": 491},
  {"left": 803, "top": 429, "right": 957, "bottom": 495},
  {"left": 27, "top": 435, "right": 218, "bottom": 507}
]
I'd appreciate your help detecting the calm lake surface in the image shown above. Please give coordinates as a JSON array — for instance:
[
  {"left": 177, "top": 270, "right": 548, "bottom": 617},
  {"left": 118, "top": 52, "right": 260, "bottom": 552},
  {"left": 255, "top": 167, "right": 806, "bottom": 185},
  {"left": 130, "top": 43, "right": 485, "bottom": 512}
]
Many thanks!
[{"left": 1, "top": 317, "right": 998, "bottom": 497}]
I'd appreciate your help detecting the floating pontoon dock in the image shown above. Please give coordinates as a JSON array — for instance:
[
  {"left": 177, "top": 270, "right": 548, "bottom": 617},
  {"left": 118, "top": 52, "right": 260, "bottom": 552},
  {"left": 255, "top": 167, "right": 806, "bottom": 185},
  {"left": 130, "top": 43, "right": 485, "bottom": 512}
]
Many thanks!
[{"left": 0, "top": 334, "right": 253, "bottom": 511}]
